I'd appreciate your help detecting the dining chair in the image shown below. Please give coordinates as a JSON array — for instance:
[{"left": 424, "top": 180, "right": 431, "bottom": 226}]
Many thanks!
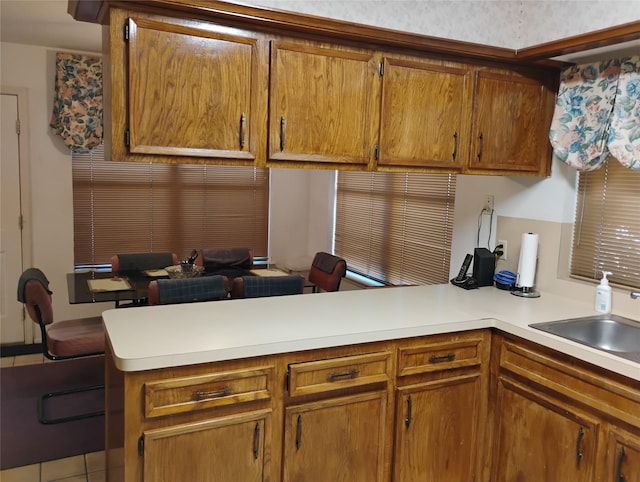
[
  {"left": 110, "top": 252, "right": 178, "bottom": 307},
  {"left": 195, "top": 247, "right": 254, "bottom": 281},
  {"left": 231, "top": 274, "right": 304, "bottom": 299},
  {"left": 110, "top": 252, "right": 178, "bottom": 273},
  {"left": 16, "top": 268, "right": 105, "bottom": 424},
  {"left": 147, "top": 276, "right": 229, "bottom": 305},
  {"left": 308, "top": 252, "right": 347, "bottom": 292}
]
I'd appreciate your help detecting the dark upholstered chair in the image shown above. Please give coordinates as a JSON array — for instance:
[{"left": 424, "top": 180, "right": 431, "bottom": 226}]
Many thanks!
[
  {"left": 308, "top": 252, "right": 347, "bottom": 292},
  {"left": 195, "top": 247, "right": 253, "bottom": 281},
  {"left": 231, "top": 275, "right": 304, "bottom": 299},
  {"left": 110, "top": 252, "right": 178, "bottom": 273},
  {"left": 148, "top": 276, "right": 229, "bottom": 305},
  {"left": 17, "top": 268, "right": 105, "bottom": 424},
  {"left": 110, "top": 252, "right": 178, "bottom": 307}
]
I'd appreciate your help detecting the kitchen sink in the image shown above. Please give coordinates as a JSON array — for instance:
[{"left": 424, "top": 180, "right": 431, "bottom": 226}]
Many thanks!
[{"left": 530, "top": 314, "right": 640, "bottom": 363}]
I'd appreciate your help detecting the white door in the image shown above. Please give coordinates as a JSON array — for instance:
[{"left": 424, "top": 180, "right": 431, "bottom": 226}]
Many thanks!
[{"left": 1, "top": 91, "right": 29, "bottom": 344}]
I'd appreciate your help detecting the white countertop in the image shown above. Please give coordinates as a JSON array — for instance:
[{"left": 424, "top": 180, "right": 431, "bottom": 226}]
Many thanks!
[{"left": 102, "top": 284, "right": 640, "bottom": 381}]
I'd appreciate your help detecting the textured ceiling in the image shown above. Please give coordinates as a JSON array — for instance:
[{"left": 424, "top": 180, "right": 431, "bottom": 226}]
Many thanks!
[{"left": 0, "top": 0, "right": 637, "bottom": 61}]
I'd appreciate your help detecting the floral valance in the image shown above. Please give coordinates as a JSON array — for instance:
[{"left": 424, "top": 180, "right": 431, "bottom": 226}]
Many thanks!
[
  {"left": 50, "top": 52, "right": 103, "bottom": 151},
  {"left": 549, "top": 56, "right": 640, "bottom": 171}
]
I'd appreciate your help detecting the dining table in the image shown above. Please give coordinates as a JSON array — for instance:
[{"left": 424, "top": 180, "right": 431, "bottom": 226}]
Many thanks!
[
  {"left": 67, "top": 266, "right": 269, "bottom": 306},
  {"left": 67, "top": 270, "right": 157, "bottom": 306}
]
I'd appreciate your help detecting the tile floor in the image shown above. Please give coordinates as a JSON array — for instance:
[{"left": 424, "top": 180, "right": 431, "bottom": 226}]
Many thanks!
[{"left": 1, "top": 354, "right": 106, "bottom": 482}]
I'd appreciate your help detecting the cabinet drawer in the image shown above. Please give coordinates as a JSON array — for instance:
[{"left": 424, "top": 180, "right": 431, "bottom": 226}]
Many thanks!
[
  {"left": 288, "top": 352, "right": 391, "bottom": 397},
  {"left": 144, "top": 366, "right": 273, "bottom": 418},
  {"left": 397, "top": 336, "right": 485, "bottom": 377}
]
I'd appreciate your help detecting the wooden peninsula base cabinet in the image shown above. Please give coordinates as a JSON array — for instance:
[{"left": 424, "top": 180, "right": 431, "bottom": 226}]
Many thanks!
[{"left": 104, "top": 329, "right": 639, "bottom": 482}]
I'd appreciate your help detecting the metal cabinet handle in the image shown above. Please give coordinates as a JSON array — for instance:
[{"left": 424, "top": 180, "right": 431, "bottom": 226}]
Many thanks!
[
  {"left": 240, "top": 113, "right": 246, "bottom": 149},
  {"left": 616, "top": 446, "right": 626, "bottom": 482},
  {"left": 429, "top": 353, "right": 455, "bottom": 363},
  {"left": 328, "top": 369, "right": 359, "bottom": 381},
  {"left": 576, "top": 427, "right": 584, "bottom": 463},
  {"left": 253, "top": 422, "right": 260, "bottom": 460},
  {"left": 192, "top": 387, "right": 231, "bottom": 400},
  {"left": 477, "top": 132, "right": 484, "bottom": 161},
  {"left": 295, "top": 415, "right": 302, "bottom": 450},
  {"left": 280, "top": 116, "right": 286, "bottom": 151},
  {"left": 405, "top": 395, "right": 412, "bottom": 428},
  {"left": 452, "top": 131, "right": 458, "bottom": 161}
]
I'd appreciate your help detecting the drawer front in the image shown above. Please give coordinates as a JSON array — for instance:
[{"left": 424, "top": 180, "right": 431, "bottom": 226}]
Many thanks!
[
  {"left": 397, "top": 336, "right": 484, "bottom": 377},
  {"left": 145, "top": 366, "right": 273, "bottom": 418},
  {"left": 288, "top": 351, "right": 391, "bottom": 397}
]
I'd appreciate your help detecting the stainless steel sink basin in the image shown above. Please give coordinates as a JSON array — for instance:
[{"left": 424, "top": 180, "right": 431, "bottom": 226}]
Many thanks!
[{"left": 530, "top": 315, "right": 640, "bottom": 363}]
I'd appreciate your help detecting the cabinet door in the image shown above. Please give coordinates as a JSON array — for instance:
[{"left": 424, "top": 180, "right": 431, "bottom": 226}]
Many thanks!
[
  {"left": 378, "top": 57, "right": 471, "bottom": 169},
  {"left": 141, "top": 409, "right": 271, "bottom": 482},
  {"left": 283, "top": 391, "right": 387, "bottom": 482},
  {"left": 494, "top": 376, "right": 599, "bottom": 482},
  {"left": 394, "top": 373, "right": 482, "bottom": 481},
  {"left": 125, "top": 16, "right": 262, "bottom": 160},
  {"left": 269, "top": 41, "right": 379, "bottom": 166},
  {"left": 607, "top": 429, "right": 640, "bottom": 482},
  {"left": 468, "top": 70, "right": 553, "bottom": 175}
]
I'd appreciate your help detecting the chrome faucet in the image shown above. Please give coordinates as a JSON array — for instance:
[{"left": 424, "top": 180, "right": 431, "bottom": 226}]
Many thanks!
[{"left": 631, "top": 291, "right": 640, "bottom": 300}]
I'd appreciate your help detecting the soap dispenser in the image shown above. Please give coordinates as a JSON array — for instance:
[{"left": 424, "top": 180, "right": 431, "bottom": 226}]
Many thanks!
[{"left": 595, "top": 271, "right": 612, "bottom": 314}]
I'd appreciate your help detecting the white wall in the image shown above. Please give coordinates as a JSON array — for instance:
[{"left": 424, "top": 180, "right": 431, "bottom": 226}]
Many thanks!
[{"left": 1, "top": 42, "right": 112, "bottom": 322}]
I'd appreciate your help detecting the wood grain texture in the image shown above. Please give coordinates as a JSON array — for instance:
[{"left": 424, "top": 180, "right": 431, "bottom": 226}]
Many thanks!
[
  {"left": 378, "top": 57, "right": 471, "bottom": 170},
  {"left": 107, "top": 329, "right": 639, "bottom": 482},
  {"left": 493, "top": 375, "right": 600, "bottom": 482},
  {"left": 467, "top": 68, "right": 555, "bottom": 175},
  {"left": 394, "top": 374, "right": 483, "bottom": 481},
  {"left": 106, "top": 8, "right": 268, "bottom": 166},
  {"left": 268, "top": 40, "right": 379, "bottom": 166},
  {"left": 283, "top": 391, "right": 388, "bottom": 482}
]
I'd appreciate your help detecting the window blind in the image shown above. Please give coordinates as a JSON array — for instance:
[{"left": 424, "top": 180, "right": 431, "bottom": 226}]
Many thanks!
[
  {"left": 571, "top": 159, "right": 640, "bottom": 289},
  {"left": 72, "top": 145, "right": 269, "bottom": 265},
  {"left": 335, "top": 171, "right": 456, "bottom": 286}
]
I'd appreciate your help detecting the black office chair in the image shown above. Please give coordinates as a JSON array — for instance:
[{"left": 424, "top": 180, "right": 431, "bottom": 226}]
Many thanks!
[{"left": 17, "top": 268, "right": 105, "bottom": 424}]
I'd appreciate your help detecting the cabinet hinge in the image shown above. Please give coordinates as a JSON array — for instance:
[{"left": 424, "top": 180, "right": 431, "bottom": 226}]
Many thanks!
[
  {"left": 18, "top": 215, "right": 24, "bottom": 230},
  {"left": 15, "top": 119, "right": 20, "bottom": 135},
  {"left": 285, "top": 370, "right": 289, "bottom": 392},
  {"left": 138, "top": 435, "right": 144, "bottom": 456},
  {"left": 378, "top": 62, "right": 384, "bottom": 76},
  {"left": 124, "top": 128, "right": 130, "bottom": 147},
  {"left": 374, "top": 145, "right": 380, "bottom": 161},
  {"left": 123, "top": 22, "right": 129, "bottom": 41}
]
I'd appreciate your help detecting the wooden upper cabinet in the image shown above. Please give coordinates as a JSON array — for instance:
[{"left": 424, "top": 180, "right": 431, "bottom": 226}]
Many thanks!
[
  {"left": 106, "top": 9, "right": 267, "bottom": 164},
  {"left": 378, "top": 57, "right": 471, "bottom": 170},
  {"left": 101, "top": 5, "right": 558, "bottom": 175},
  {"left": 467, "top": 70, "right": 555, "bottom": 175},
  {"left": 268, "top": 41, "right": 380, "bottom": 167}
]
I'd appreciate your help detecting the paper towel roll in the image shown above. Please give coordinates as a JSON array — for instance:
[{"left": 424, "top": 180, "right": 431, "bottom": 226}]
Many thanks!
[{"left": 516, "top": 232, "right": 538, "bottom": 288}]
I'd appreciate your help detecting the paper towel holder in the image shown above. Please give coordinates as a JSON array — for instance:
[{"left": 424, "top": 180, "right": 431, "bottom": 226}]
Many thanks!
[
  {"left": 511, "top": 285, "right": 540, "bottom": 298},
  {"left": 511, "top": 232, "right": 541, "bottom": 298}
]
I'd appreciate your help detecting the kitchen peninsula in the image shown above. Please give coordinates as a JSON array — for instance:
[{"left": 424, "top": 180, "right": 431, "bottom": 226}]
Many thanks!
[{"left": 103, "top": 284, "right": 640, "bottom": 482}]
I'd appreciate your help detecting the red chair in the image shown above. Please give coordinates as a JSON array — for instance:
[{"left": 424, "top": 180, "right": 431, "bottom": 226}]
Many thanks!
[
  {"left": 308, "top": 252, "right": 347, "bottom": 292},
  {"left": 17, "top": 268, "right": 105, "bottom": 424}
]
